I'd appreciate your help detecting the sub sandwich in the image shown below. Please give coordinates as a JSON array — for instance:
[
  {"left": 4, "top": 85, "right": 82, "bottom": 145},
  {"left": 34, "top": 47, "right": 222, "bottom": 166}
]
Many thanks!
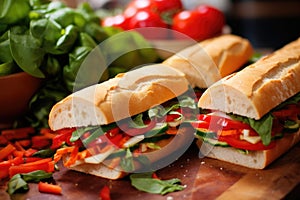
[
  {"left": 195, "top": 37, "right": 300, "bottom": 169},
  {"left": 48, "top": 34, "right": 253, "bottom": 179},
  {"left": 49, "top": 64, "right": 198, "bottom": 179}
]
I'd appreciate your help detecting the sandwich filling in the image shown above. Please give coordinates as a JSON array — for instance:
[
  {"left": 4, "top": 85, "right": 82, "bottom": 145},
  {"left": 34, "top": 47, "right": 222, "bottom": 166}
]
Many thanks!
[
  {"left": 51, "top": 90, "right": 198, "bottom": 172},
  {"left": 193, "top": 92, "right": 300, "bottom": 152}
]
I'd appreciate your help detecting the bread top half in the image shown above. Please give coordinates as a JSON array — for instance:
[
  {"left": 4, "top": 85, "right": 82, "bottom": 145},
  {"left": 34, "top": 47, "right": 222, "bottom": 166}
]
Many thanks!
[
  {"left": 198, "top": 37, "right": 300, "bottom": 119},
  {"left": 49, "top": 64, "right": 189, "bottom": 131},
  {"left": 163, "top": 34, "right": 253, "bottom": 88}
]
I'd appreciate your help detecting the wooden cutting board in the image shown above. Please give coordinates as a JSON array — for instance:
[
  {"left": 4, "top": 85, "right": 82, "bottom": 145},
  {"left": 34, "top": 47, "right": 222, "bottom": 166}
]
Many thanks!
[{"left": 1, "top": 141, "right": 300, "bottom": 200}]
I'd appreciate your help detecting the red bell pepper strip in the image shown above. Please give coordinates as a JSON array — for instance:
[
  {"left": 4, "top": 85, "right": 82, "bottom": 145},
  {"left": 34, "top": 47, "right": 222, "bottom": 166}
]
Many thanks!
[
  {"left": 38, "top": 182, "right": 62, "bottom": 195},
  {"left": 24, "top": 148, "right": 38, "bottom": 157},
  {"left": 0, "top": 161, "right": 11, "bottom": 179},
  {"left": 166, "top": 113, "right": 181, "bottom": 122},
  {"left": 197, "top": 114, "right": 251, "bottom": 130},
  {"left": 218, "top": 135, "right": 276, "bottom": 151},
  {"left": 1, "top": 127, "right": 35, "bottom": 140},
  {"left": 0, "top": 144, "right": 16, "bottom": 161},
  {"left": 9, "top": 158, "right": 54, "bottom": 178},
  {"left": 31, "top": 135, "right": 52, "bottom": 149},
  {"left": 99, "top": 185, "right": 111, "bottom": 200},
  {"left": 50, "top": 128, "right": 82, "bottom": 149}
]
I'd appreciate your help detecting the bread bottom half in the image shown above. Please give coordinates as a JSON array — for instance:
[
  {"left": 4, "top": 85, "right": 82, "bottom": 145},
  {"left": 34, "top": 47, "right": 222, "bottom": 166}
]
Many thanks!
[
  {"left": 197, "top": 131, "right": 300, "bottom": 169},
  {"left": 66, "top": 160, "right": 127, "bottom": 180}
]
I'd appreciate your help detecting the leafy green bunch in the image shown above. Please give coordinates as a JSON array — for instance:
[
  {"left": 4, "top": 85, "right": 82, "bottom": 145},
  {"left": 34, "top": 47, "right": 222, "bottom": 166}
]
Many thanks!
[{"left": 0, "top": 0, "right": 159, "bottom": 128}]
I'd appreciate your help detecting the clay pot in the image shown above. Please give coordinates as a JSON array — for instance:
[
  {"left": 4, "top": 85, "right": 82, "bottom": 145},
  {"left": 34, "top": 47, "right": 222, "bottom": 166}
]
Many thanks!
[{"left": 0, "top": 72, "right": 42, "bottom": 129}]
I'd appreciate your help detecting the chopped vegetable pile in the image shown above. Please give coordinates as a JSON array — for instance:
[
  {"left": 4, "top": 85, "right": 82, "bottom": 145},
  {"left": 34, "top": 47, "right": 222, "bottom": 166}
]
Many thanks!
[{"left": 0, "top": 127, "right": 59, "bottom": 194}]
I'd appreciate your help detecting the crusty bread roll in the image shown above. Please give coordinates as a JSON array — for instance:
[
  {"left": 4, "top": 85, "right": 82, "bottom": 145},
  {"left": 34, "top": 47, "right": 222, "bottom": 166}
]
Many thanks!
[
  {"left": 197, "top": 131, "right": 300, "bottom": 169},
  {"left": 197, "top": 37, "right": 300, "bottom": 169},
  {"left": 49, "top": 64, "right": 192, "bottom": 179},
  {"left": 163, "top": 34, "right": 253, "bottom": 88},
  {"left": 198, "top": 37, "right": 300, "bottom": 120},
  {"left": 49, "top": 64, "right": 189, "bottom": 131}
]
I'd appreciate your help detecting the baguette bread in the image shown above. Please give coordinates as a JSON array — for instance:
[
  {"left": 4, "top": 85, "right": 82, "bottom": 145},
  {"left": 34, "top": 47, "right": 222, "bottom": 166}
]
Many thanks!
[
  {"left": 163, "top": 34, "right": 253, "bottom": 88},
  {"left": 49, "top": 64, "right": 189, "bottom": 131},
  {"left": 49, "top": 64, "right": 194, "bottom": 179},
  {"left": 198, "top": 37, "right": 300, "bottom": 119},
  {"left": 197, "top": 130, "right": 300, "bottom": 169},
  {"left": 196, "top": 37, "right": 300, "bottom": 169}
]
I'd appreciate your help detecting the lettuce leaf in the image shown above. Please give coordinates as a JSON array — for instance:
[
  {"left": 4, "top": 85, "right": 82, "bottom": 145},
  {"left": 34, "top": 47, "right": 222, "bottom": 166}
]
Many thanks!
[
  {"left": 231, "top": 114, "right": 274, "bottom": 146},
  {"left": 130, "top": 172, "right": 185, "bottom": 195}
]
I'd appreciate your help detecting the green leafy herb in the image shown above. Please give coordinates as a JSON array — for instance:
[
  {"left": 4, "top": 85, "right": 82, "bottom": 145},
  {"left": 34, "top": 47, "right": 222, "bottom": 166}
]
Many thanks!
[
  {"left": 130, "top": 172, "right": 185, "bottom": 195},
  {"left": 21, "top": 170, "right": 53, "bottom": 182},
  {"left": 120, "top": 148, "right": 135, "bottom": 172},
  {"left": 82, "top": 123, "right": 117, "bottom": 145},
  {"left": 7, "top": 170, "right": 53, "bottom": 195},
  {"left": 179, "top": 95, "right": 197, "bottom": 109},
  {"left": 1, "top": 0, "right": 159, "bottom": 129},
  {"left": 70, "top": 126, "right": 97, "bottom": 142},
  {"left": 128, "top": 114, "right": 147, "bottom": 129},
  {"left": 230, "top": 113, "right": 273, "bottom": 145},
  {"left": 230, "top": 92, "right": 300, "bottom": 146},
  {"left": 32, "top": 148, "right": 55, "bottom": 158},
  {"left": 7, "top": 174, "right": 29, "bottom": 195}
]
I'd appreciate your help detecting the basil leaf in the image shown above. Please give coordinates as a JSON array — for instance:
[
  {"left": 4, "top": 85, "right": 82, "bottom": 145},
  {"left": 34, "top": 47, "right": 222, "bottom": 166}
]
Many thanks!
[
  {"left": 231, "top": 114, "right": 274, "bottom": 145},
  {"left": 7, "top": 170, "right": 53, "bottom": 194},
  {"left": 0, "top": 62, "right": 19, "bottom": 76},
  {"left": 70, "top": 126, "right": 97, "bottom": 142},
  {"left": 120, "top": 148, "right": 134, "bottom": 172},
  {"left": 130, "top": 173, "right": 185, "bottom": 195},
  {"left": 179, "top": 96, "right": 197, "bottom": 109},
  {"left": 0, "top": 31, "right": 13, "bottom": 63},
  {"left": 248, "top": 114, "right": 273, "bottom": 145},
  {"left": 9, "top": 28, "right": 45, "bottom": 78},
  {"left": 82, "top": 123, "right": 117, "bottom": 145},
  {"left": 148, "top": 104, "right": 180, "bottom": 119},
  {"left": 128, "top": 114, "right": 147, "bottom": 129},
  {"left": 22, "top": 170, "right": 53, "bottom": 183},
  {"left": 55, "top": 24, "right": 79, "bottom": 53},
  {"left": 7, "top": 174, "right": 29, "bottom": 195},
  {"left": 32, "top": 148, "right": 55, "bottom": 158},
  {"left": 0, "top": 0, "right": 30, "bottom": 24}
]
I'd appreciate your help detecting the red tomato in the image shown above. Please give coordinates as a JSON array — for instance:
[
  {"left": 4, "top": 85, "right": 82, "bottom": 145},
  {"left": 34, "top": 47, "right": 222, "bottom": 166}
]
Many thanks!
[
  {"left": 128, "top": 10, "right": 168, "bottom": 39},
  {"left": 218, "top": 135, "right": 276, "bottom": 151},
  {"left": 102, "top": 14, "right": 128, "bottom": 30},
  {"left": 194, "top": 5, "right": 225, "bottom": 35},
  {"left": 124, "top": 0, "right": 153, "bottom": 20},
  {"left": 172, "top": 5, "right": 225, "bottom": 41},
  {"left": 150, "top": 0, "right": 183, "bottom": 14},
  {"left": 196, "top": 114, "right": 251, "bottom": 130}
]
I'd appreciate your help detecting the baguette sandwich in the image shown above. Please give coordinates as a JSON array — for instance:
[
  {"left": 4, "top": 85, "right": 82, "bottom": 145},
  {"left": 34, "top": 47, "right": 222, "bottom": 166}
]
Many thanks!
[
  {"left": 163, "top": 34, "right": 253, "bottom": 88},
  {"left": 195, "top": 37, "right": 300, "bottom": 169},
  {"left": 48, "top": 34, "right": 255, "bottom": 179},
  {"left": 48, "top": 64, "right": 198, "bottom": 179}
]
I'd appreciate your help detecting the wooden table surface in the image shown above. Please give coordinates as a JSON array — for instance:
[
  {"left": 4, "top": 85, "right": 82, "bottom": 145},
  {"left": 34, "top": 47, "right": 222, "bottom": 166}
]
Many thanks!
[{"left": 1, "top": 140, "right": 300, "bottom": 200}]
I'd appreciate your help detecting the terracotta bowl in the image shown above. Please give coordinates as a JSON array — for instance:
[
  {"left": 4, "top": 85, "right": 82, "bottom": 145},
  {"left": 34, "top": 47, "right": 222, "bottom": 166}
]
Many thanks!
[{"left": 0, "top": 72, "right": 42, "bottom": 129}]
